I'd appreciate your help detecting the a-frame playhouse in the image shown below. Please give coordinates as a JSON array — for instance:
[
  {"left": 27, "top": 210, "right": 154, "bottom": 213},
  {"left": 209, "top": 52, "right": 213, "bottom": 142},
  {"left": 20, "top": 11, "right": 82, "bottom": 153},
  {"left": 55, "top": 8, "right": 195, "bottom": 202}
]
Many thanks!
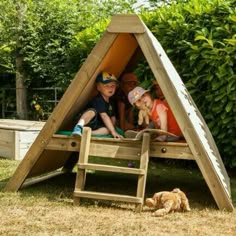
[{"left": 4, "top": 14, "right": 234, "bottom": 211}]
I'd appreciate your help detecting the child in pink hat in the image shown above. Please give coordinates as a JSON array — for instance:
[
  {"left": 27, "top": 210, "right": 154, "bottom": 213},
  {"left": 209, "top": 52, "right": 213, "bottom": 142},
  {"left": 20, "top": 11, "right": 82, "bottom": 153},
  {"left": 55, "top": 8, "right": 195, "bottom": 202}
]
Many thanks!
[{"left": 128, "top": 86, "right": 182, "bottom": 141}]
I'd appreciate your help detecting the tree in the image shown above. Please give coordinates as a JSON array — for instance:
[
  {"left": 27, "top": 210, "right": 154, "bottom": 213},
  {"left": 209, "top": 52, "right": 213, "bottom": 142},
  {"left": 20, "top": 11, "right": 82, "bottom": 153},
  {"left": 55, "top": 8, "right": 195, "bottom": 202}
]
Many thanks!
[
  {"left": 15, "top": 1, "right": 28, "bottom": 119},
  {"left": 0, "top": 0, "right": 137, "bottom": 119}
]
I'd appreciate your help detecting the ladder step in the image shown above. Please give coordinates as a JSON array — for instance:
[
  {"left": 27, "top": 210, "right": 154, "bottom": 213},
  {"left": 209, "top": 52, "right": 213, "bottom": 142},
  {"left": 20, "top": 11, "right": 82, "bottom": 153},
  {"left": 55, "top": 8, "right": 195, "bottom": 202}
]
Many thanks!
[
  {"left": 78, "top": 163, "right": 145, "bottom": 175},
  {"left": 74, "top": 190, "right": 142, "bottom": 203}
]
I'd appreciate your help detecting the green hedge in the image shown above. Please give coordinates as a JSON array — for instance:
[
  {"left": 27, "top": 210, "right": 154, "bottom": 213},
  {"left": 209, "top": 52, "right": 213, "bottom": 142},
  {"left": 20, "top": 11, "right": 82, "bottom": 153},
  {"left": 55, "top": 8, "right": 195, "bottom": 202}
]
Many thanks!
[{"left": 140, "top": 0, "right": 236, "bottom": 167}]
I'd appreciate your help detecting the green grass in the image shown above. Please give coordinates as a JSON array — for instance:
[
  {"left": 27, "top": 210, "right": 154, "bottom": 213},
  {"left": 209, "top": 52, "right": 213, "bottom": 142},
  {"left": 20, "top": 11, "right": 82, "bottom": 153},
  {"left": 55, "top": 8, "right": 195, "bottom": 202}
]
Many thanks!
[
  {"left": 1, "top": 157, "right": 235, "bottom": 209},
  {"left": 1, "top": 157, "right": 236, "bottom": 236}
]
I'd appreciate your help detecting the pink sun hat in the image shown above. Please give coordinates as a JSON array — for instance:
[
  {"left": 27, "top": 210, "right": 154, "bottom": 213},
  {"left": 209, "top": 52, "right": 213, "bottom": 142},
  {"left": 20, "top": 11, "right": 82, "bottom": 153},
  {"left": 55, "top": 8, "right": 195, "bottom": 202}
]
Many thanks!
[{"left": 128, "top": 86, "right": 149, "bottom": 106}]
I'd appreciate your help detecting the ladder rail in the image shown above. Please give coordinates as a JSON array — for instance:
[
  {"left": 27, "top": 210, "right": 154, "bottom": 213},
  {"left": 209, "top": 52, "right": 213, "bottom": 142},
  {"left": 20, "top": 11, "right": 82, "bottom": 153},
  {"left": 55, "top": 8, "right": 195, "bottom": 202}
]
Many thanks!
[{"left": 73, "top": 127, "right": 150, "bottom": 212}]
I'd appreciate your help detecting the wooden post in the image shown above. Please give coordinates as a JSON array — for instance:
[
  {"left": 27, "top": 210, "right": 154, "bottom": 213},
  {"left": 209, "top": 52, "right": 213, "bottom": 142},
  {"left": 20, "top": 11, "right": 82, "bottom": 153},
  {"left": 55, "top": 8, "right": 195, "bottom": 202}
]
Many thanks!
[
  {"left": 74, "top": 127, "right": 92, "bottom": 205},
  {"left": 136, "top": 133, "right": 150, "bottom": 212}
]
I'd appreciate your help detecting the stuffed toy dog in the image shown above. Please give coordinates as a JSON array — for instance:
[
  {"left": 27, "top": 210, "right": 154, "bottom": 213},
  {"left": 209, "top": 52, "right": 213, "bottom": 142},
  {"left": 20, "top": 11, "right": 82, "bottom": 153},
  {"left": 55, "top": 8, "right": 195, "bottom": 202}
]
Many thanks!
[
  {"left": 145, "top": 188, "right": 191, "bottom": 216},
  {"left": 138, "top": 103, "right": 150, "bottom": 126}
]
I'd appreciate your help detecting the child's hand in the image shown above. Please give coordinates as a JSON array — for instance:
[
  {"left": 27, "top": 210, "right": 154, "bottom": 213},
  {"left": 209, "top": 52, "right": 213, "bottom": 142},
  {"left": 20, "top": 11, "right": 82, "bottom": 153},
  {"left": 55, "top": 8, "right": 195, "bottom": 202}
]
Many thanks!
[
  {"left": 155, "top": 135, "right": 167, "bottom": 142},
  {"left": 111, "top": 131, "right": 123, "bottom": 139}
]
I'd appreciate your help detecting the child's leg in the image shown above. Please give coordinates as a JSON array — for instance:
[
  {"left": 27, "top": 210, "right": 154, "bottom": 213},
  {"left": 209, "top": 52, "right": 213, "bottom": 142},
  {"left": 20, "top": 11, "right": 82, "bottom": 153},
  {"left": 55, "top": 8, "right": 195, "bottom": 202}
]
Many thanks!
[
  {"left": 72, "top": 110, "right": 96, "bottom": 136},
  {"left": 79, "top": 110, "right": 96, "bottom": 125},
  {"left": 91, "top": 127, "right": 110, "bottom": 135}
]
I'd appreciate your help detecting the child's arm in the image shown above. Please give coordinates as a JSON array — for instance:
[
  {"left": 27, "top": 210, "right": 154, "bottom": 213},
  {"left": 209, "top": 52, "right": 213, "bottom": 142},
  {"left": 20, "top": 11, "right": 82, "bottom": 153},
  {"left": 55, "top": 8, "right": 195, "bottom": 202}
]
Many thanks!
[
  {"left": 100, "top": 112, "right": 122, "bottom": 138},
  {"left": 155, "top": 104, "right": 168, "bottom": 141},
  {"left": 111, "top": 115, "right": 116, "bottom": 126},
  {"left": 117, "top": 101, "right": 126, "bottom": 130}
]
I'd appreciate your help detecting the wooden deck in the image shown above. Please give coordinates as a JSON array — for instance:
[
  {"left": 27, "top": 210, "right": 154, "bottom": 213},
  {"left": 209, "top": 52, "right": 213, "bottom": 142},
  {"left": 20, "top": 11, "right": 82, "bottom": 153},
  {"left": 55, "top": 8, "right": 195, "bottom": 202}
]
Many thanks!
[{"left": 46, "top": 134, "right": 194, "bottom": 161}]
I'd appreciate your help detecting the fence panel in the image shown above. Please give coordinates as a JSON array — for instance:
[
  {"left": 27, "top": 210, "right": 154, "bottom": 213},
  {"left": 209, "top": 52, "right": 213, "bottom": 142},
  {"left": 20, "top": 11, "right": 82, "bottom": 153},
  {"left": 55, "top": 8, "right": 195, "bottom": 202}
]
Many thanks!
[{"left": 0, "top": 88, "right": 63, "bottom": 120}]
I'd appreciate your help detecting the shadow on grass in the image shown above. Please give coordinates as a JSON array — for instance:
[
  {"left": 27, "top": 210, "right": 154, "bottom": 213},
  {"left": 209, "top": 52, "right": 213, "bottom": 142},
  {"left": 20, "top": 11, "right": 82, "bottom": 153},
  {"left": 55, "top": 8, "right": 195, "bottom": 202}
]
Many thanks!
[{"left": 4, "top": 158, "right": 224, "bottom": 210}]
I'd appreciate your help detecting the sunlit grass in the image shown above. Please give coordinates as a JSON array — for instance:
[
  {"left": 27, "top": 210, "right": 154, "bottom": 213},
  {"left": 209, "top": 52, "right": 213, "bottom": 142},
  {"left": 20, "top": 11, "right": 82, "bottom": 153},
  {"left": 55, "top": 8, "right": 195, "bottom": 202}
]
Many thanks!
[{"left": 0, "top": 157, "right": 227, "bottom": 209}]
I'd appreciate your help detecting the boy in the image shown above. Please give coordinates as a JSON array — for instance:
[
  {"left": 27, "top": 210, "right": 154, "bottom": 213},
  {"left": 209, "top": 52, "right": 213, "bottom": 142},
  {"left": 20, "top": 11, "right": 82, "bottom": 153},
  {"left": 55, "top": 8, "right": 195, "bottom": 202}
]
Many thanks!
[
  {"left": 128, "top": 86, "right": 182, "bottom": 141},
  {"left": 114, "top": 73, "right": 138, "bottom": 130},
  {"left": 72, "top": 71, "right": 122, "bottom": 138}
]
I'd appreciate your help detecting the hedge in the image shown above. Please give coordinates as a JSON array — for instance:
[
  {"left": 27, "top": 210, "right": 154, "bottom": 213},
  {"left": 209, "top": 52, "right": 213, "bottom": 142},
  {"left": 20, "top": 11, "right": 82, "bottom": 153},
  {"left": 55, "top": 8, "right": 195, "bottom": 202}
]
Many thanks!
[{"left": 140, "top": 0, "right": 236, "bottom": 167}]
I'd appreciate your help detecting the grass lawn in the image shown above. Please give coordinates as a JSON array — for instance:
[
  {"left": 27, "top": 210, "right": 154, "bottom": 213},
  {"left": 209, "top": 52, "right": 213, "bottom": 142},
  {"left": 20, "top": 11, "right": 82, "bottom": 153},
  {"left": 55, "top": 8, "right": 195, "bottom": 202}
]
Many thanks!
[{"left": 0, "top": 157, "right": 236, "bottom": 236}]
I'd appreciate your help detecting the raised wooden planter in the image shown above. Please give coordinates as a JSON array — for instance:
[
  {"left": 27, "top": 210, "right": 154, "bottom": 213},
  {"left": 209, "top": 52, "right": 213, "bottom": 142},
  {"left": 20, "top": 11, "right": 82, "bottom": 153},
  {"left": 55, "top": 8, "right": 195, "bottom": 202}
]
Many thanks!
[{"left": 0, "top": 119, "right": 45, "bottom": 160}]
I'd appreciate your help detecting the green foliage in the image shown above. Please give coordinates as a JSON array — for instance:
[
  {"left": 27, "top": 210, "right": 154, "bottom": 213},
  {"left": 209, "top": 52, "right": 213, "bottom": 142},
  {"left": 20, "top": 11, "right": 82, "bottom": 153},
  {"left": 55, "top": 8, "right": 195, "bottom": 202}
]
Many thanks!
[
  {"left": 0, "top": 0, "right": 235, "bottom": 167},
  {"left": 67, "top": 20, "right": 109, "bottom": 85},
  {"left": 0, "top": 0, "right": 137, "bottom": 117},
  {"left": 0, "top": 0, "right": 137, "bottom": 88},
  {"left": 141, "top": 0, "right": 236, "bottom": 167}
]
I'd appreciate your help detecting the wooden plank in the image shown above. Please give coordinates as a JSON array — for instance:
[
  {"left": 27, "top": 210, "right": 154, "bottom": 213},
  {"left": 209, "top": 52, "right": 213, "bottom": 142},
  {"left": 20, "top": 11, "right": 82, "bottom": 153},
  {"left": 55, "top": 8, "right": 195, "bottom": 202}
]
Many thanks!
[
  {"left": 136, "top": 133, "right": 150, "bottom": 212},
  {"left": 45, "top": 135, "right": 81, "bottom": 151},
  {"left": 74, "top": 127, "right": 92, "bottom": 205},
  {"left": 187, "top": 128, "right": 234, "bottom": 211},
  {"left": 18, "top": 131, "right": 40, "bottom": 160},
  {"left": 78, "top": 127, "right": 91, "bottom": 165},
  {"left": 0, "top": 119, "right": 45, "bottom": 131},
  {"left": 21, "top": 170, "right": 65, "bottom": 189},
  {"left": 4, "top": 31, "right": 118, "bottom": 192},
  {"left": 46, "top": 135, "right": 194, "bottom": 160},
  {"left": 78, "top": 163, "right": 145, "bottom": 175},
  {"left": 107, "top": 14, "right": 145, "bottom": 33},
  {"left": 74, "top": 190, "right": 142, "bottom": 204},
  {"left": 135, "top": 28, "right": 233, "bottom": 211},
  {"left": 14, "top": 131, "right": 20, "bottom": 160},
  {"left": 89, "top": 142, "right": 141, "bottom": 160},
  {"left": 0, "top": 129, "right": 14, "bottom": 159},
  {"left": 150, "top": 142, "right": 194, "bottom": 159}
]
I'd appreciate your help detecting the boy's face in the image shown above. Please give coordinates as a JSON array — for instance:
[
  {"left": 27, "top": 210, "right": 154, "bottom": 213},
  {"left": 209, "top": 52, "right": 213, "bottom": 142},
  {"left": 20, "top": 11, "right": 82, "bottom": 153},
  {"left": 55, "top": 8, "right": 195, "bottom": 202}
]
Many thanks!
[{"left": 97, "top": 82, "right": 117, "bottom": 98}]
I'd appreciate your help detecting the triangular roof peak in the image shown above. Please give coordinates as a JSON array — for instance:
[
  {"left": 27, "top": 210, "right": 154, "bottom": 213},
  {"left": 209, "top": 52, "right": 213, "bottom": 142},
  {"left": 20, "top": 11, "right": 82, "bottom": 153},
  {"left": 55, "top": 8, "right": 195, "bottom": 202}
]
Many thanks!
[{"left": 107, "top": 14, "right": 146, "bottom": 33}]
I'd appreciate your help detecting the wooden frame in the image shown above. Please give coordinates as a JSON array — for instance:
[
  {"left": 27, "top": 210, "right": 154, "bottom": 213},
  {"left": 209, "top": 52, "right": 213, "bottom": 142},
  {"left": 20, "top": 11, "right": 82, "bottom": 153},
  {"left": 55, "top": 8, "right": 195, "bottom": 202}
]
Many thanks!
[
  {"left": 0, "top": 119, "right": 45, "bottom": 160},
  {"left": 73, "top": 127, "right": 150, "bottom": 212},
  {"left": 4, "top": 14, "right": 233, "bottom": 211}
]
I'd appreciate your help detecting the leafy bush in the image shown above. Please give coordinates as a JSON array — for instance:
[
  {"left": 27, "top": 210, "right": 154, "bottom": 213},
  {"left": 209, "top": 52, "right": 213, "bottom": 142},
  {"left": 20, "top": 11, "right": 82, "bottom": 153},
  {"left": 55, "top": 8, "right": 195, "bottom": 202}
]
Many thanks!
[{"left": 141, "top": 0, "right": 236, "bottom": 167}]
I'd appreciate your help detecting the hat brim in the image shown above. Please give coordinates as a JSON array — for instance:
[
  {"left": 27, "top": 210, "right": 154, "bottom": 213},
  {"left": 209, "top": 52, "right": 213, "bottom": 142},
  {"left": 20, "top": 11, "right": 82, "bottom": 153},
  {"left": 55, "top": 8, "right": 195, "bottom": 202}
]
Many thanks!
[{"left": 99, "top": 79, "right": 119, "bottom": 84}]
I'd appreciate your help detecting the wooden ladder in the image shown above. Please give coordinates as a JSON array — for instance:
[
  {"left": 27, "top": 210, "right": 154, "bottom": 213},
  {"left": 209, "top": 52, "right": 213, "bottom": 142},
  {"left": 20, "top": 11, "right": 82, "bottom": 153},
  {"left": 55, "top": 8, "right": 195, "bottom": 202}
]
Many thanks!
[{"left": 73, "top": 127, "right": 150, "bottom": 212}]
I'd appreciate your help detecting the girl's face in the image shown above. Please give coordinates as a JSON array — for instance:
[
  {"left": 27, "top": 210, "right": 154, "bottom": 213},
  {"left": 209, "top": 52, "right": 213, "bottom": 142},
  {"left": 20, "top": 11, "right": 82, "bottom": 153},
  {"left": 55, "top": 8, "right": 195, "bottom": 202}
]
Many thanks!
[
  {"left": 134, "top": 98, "right": 143, "bottom": 109},
  {"left": 141, "top": 93, "right": 153, "bottom": 109},
  {"left": 134, "top": 92, "right": 152, "bottom": 110}
]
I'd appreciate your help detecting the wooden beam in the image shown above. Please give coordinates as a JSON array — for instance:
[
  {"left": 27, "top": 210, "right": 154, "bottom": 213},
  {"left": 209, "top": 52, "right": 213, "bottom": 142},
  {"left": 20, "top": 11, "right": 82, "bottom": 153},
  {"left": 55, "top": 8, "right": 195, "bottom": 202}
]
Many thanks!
[
  {"left": 77, "top": 163, "right": 145, "bottom": 175},
  {"left": 74, "top": 191, "right": 143, "bottom": 203},
  {"left": 4, "top": 32, "right": 118, "bottom": 192},
  {"left": 107, "top": 14, "right": 145, "bottom": 33},
  {"left": 135, "top": 28, "right": 233, "bottom": 211},
  {"left": 46, "top": 135, "right": 194, "bottom": 160}
]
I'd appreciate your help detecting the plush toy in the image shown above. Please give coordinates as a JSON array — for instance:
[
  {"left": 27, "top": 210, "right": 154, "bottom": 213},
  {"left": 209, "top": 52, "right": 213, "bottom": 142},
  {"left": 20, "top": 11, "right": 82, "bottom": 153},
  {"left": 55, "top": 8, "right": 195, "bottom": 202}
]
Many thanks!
[
  {"left": 145, "top": 188, "right": 191, "bottom": 217},
  {"left": 138, "top": 103, "right": 150, "bottom": 126}
]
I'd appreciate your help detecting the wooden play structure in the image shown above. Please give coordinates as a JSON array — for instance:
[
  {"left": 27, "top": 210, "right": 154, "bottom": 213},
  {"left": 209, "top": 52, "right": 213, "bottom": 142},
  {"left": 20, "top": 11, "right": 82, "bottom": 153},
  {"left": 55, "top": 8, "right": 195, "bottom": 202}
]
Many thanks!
[{"left": 4, "top": 14, "right": 234, "bottom": 211}]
